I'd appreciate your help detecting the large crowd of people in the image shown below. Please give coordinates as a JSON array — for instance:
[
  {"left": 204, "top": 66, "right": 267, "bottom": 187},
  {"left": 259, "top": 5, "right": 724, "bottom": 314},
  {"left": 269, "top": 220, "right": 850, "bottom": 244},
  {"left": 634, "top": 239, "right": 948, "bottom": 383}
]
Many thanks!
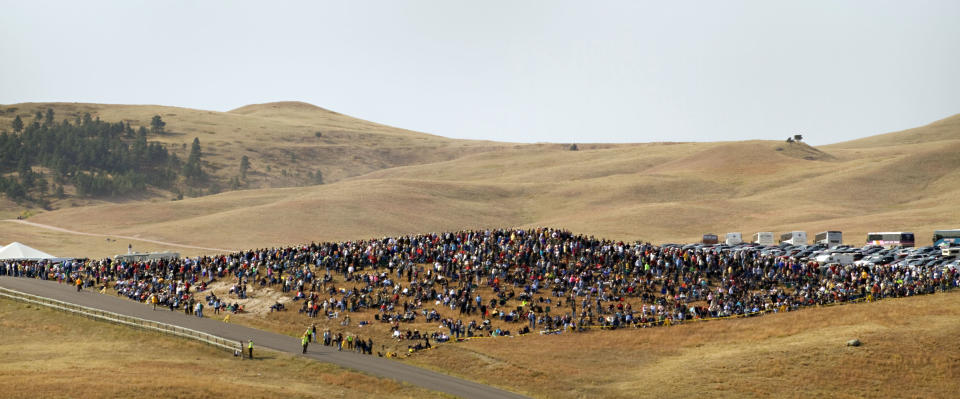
[{"left": 2, "top": 227, "right": 958, "bottom": 353}]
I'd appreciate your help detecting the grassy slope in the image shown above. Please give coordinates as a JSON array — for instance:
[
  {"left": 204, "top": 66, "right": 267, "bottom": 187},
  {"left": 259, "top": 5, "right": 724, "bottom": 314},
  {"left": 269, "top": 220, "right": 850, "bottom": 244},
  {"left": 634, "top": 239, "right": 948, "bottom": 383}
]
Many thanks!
[
  {"left": 0, "top": 298, "right": 447, "bottom": 399},
  {"left": 0, "top": 101, "right": 506, "bottom": 191},
  {"left": 405, "top": 291, "right": 960, "bottom": 399},
  {"left": 7, "top": 111, "right": 958, "bottom": 257},
  {"left": 2, "top": 104, "right": 960, "bottom": 397}
]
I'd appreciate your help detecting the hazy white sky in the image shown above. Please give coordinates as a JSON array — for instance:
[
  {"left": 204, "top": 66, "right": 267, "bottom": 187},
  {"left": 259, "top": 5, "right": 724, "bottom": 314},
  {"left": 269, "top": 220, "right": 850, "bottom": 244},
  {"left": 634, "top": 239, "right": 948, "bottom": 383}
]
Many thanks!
[{"left": 2, "top": 1, "right": 958, "bottom": 144}]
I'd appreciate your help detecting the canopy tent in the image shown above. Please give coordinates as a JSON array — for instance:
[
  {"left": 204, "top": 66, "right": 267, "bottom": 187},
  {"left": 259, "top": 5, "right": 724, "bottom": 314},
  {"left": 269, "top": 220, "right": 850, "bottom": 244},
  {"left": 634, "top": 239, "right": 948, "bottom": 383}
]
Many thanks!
[{"left": 0, "top": 242, "right": 57, "bottom": 261}]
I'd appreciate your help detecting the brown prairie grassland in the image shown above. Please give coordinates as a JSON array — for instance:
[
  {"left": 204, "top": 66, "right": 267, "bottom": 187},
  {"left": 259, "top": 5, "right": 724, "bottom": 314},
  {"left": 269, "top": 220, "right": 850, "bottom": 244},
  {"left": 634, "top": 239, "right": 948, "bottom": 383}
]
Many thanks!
[
  {"left": 404, "top": 290, "right": 960, "bottom": 399},
  {"left": 0, "top": 103, "right": 958, "bottom": 258},
  {"left": 203, "top": 273, "right": 960, "bottom": 399},
  {"left": 1, "top": 102, "right": 960, "bottom": 398},
  {"left": 0, "top": 298, "right": 448, "bottom": 399}
]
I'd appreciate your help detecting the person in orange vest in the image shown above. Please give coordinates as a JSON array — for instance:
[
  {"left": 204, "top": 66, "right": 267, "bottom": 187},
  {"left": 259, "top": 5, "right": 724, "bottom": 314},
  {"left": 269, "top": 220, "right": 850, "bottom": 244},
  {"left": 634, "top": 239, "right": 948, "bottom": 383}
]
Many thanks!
[{"left": 75, "top": 277, "right": 83, "bottom": 292}]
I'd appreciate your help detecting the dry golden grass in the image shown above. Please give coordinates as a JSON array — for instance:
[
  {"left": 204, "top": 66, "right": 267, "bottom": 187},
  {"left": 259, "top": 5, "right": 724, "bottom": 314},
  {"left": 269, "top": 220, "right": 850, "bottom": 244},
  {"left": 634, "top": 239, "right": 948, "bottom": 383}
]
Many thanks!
[
  {"left": 2, "top": 103, "right": 960, "bottom": 398},
  {"left": 0, "top": 220, "right": 206, "bottom": 258},
  {"left": 0, "top": 298, "right": 448, "bottom": 399},
  {"left": 9, "top": 120, "right": 956, "bottom": 258},
  {"left": 404, "top": 291, "right": 960, "bottom": 399},
  {"left": 0, "top": 103, "right": 958, "bottom": 258},
  {"left": 0, "top": 101, "right": 506, "bottom": 191}
]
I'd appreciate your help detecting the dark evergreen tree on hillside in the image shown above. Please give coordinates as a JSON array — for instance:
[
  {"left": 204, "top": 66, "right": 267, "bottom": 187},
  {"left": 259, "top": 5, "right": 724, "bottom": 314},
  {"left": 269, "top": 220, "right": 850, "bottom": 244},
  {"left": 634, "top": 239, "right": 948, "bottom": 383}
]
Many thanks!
[
  {"left": 0, "top": 115, "right": 178, "bottom": 200},
  {"left": 240, "top": 155, "right": 250, "bottom": 179},
  {"left": 150, "top": 115, "right": 166, "bottom": 134},
  {"left": 44, "top": 108, "right": 54, "bottom": 125},
  {"left": 17, "top": 158, "right": 33, "bottom": 189},
  {"left": 182, "top": 137, "right": 203, "bottom": 182},
  {"left": 12, "top": 115, "right": 23, "bottom": 133}
]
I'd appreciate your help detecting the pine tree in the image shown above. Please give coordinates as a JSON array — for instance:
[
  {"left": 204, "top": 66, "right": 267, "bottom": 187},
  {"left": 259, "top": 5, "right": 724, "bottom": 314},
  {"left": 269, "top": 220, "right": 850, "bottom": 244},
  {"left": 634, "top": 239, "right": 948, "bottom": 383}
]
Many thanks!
[
  {"left": 150, "top": 115, "right": 166, "bottom": 134},
  {"left": 240, "top": 155, "right": 250, "bottom": 179},
  {"left": 12, "top": 115, "right": 23, "bottom": 133},
  {"left": 183, "top": 137, "right": 203, "bottom": 182}
]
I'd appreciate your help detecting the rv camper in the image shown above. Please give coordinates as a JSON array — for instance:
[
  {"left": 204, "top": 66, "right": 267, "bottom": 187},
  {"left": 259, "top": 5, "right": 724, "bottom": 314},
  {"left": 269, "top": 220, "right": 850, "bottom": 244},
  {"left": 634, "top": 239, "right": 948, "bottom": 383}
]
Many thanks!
[
  {"left": 753, "top": 232, "right": 775, "bottom": 246},
  {"left": 725, "top": 232, "right": 743, "bottom": 245}
]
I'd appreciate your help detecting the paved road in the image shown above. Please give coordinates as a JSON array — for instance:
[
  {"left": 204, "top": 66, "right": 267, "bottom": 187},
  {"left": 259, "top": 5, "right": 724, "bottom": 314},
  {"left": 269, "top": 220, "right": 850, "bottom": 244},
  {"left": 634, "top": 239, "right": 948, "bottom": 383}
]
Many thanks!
[
  {"left": 4, "top": 219, "right": 237, "bottom": 252},
  {"left": 0, "top": 276, "right": 529, "bottom": 399}
]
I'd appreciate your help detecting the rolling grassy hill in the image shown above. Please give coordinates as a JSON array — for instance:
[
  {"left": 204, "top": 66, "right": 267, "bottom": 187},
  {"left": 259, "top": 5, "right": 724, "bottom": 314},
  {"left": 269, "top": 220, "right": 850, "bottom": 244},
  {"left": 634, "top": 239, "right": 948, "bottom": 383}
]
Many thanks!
[
  {"left": 0, "top": 103, "right": 958, "bottom": 258},
  {"left": 2, "top": 103, "right": 959, "bottom": 398},
  {"left": 0, "top": 101, "right": 506, "bottom": 197}
]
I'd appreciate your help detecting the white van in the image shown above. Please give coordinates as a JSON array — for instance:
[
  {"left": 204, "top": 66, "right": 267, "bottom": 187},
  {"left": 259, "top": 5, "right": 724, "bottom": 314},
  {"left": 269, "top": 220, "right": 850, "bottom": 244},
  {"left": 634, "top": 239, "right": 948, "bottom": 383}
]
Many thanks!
[
  {"left": 815, "top": 252, "right": 855, "bottom": 265},
  {"left": 944, "top": 247, "right": 960, "bottom": 258}
]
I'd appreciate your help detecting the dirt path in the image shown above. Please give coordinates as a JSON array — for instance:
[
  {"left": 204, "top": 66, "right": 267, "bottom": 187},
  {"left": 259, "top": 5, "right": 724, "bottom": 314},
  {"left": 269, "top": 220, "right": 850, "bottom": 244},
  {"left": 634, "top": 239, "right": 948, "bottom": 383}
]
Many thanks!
[
  {"left": 0, "top": 276, "right": 529, "bottom": 399},
  {"left": 3, "top": 219, "right": 237, "bottom": 253}
]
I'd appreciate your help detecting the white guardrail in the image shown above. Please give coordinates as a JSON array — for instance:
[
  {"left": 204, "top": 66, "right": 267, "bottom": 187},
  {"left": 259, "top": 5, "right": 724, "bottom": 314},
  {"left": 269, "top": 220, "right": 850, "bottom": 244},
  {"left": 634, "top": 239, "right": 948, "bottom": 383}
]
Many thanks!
[{"left": 0, "top": 286, "right": 243, "bottom": 357}]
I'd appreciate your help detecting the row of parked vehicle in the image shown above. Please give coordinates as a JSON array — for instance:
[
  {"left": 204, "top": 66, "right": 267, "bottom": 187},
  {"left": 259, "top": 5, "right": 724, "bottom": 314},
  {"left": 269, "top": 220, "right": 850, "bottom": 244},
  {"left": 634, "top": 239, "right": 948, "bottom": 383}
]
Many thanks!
[
  {"left": 670, "top": 240, "right": 960, "bottom": 271},
  {"left": 702, "top": 229, "right": 960, "bottom": 252}
]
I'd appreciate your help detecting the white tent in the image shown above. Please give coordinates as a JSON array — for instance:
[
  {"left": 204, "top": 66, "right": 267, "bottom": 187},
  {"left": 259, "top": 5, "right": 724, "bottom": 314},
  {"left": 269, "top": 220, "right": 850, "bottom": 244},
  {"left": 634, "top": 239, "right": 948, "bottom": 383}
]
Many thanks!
[{"left": 0, "top": 242, "right": 57, "bottom": 261}]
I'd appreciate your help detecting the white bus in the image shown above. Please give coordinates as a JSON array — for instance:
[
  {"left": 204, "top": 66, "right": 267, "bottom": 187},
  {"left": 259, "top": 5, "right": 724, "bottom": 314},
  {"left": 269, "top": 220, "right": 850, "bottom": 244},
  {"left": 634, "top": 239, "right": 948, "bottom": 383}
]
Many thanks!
[
  {"left": 779, "top": 231, "right": 807, "bottom": 246},
  {"left": 753, "top": 232, "right": 775, "bottom": 246},
  {"left": 814, "top": 231, "right": 842, "bottom": 248},
  {"left": 725, "top": 232, "right": 742, "bottom": 245},
  {"left": 866, "top": 232, "right": 915, "bottom": 248}
]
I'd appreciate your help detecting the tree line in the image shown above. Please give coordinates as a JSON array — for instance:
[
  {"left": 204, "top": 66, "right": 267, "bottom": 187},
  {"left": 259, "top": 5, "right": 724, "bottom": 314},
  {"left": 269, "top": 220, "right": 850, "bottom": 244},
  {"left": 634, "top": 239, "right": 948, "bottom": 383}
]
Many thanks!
[{"left": 0, "top": 109, "right": 203, "bottom": 204}]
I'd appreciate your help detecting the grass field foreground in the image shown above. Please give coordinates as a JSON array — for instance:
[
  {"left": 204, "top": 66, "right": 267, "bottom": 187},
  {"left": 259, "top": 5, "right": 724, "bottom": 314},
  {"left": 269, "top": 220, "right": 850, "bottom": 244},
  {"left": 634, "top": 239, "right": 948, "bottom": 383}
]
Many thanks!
[
  {"left": 0, "top": 298, "right": 448, "bottom": 399},
  {"left": 401, "top": 290, "right": 960, "bottom": 398}
]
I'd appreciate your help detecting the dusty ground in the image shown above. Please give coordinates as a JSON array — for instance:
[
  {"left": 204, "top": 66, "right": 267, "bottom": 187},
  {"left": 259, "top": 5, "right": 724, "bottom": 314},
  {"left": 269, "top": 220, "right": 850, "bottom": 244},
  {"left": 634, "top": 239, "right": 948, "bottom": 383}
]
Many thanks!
[{"left": 206, "top": 278, "right": 291, "bottom": 315}]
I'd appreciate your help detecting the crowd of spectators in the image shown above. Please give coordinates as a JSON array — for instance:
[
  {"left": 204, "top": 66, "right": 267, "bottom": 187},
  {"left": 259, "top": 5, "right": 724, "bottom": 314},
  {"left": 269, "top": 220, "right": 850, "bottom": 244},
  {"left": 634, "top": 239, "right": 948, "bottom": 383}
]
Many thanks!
[{"left": 2, "top": 227, "right": 958, "bottom": 349}]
